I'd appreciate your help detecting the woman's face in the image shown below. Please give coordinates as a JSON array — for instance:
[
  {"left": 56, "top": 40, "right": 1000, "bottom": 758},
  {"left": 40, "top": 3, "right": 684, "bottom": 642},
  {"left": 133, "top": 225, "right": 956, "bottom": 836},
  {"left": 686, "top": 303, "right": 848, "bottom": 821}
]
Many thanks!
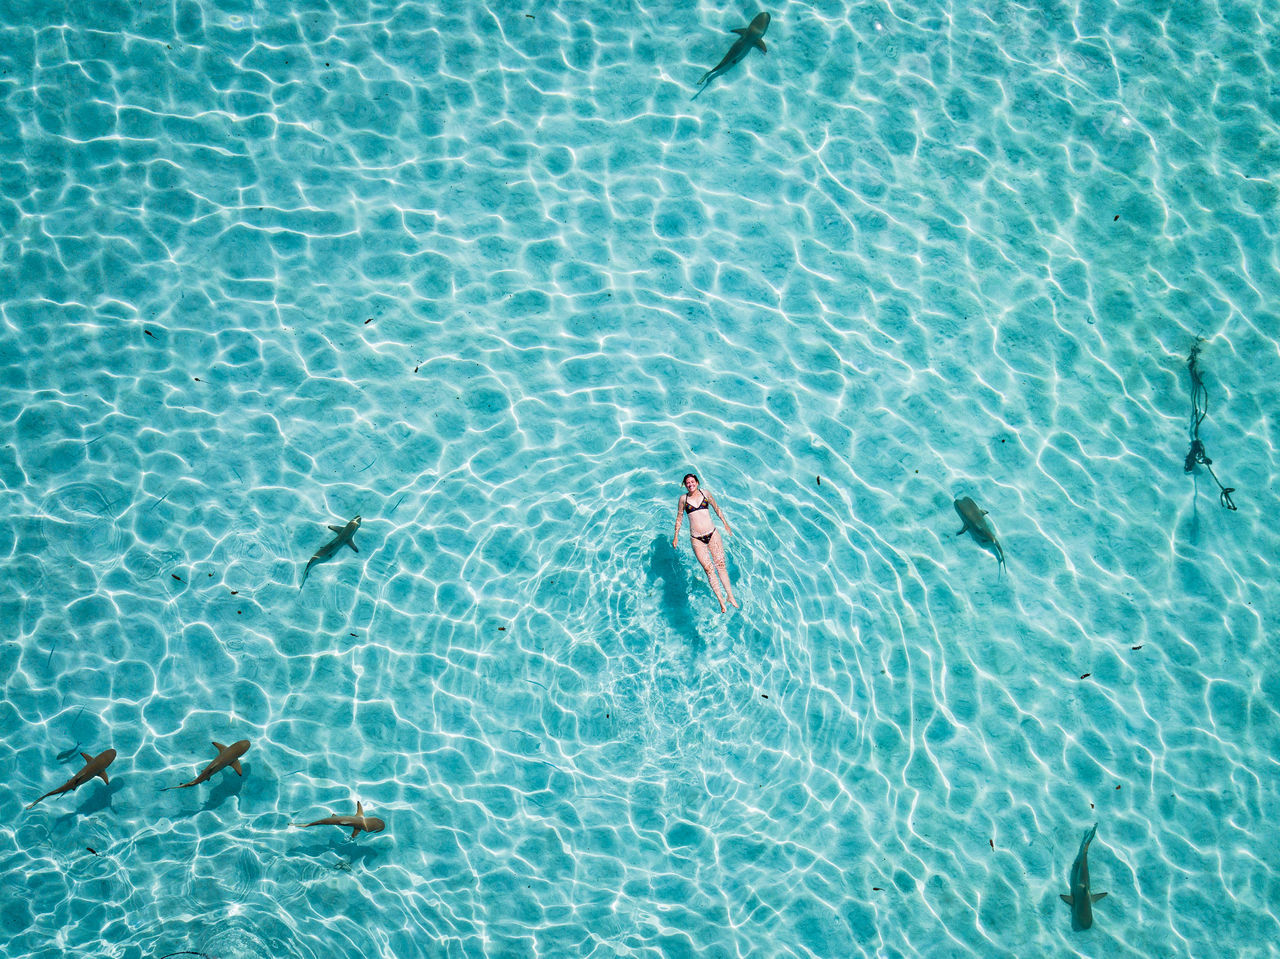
[{"left": 684, "top": 476, "right": 699, "bottom": 493}]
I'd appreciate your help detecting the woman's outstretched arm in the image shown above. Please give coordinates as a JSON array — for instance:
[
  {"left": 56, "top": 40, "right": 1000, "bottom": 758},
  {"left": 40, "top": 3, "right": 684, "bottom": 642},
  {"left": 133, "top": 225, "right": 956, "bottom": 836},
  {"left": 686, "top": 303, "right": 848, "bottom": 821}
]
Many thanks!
[{"left": 706, "top": 490, "right": 731, "bottom": 537}]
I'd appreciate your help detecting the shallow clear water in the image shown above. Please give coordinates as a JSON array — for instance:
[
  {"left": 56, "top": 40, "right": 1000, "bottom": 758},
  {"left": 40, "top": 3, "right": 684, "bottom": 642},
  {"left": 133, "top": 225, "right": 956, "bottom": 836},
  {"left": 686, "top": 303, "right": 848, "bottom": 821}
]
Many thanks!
[{"left": 2, "top": 1, "right": 1278, "bottom": 957}]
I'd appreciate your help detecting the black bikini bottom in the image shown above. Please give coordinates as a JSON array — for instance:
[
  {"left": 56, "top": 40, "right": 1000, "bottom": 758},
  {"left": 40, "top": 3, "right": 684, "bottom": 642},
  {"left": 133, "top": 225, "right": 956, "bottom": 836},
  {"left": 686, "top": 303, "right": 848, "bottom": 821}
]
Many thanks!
[{"left": 693, "top": 531, "right": 716, "bottom": 545}]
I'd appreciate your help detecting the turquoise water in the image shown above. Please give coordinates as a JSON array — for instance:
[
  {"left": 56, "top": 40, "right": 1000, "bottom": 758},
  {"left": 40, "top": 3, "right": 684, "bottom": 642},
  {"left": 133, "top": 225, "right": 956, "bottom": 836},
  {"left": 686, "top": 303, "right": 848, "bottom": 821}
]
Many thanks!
[{"left": 2, "top": 0, "right": 1278, "bottom": 956}]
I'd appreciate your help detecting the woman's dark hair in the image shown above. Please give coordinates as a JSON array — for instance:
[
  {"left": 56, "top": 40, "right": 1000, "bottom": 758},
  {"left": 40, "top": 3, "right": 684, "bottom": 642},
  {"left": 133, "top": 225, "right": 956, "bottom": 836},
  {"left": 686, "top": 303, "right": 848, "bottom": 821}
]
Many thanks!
[{"left": 682, "top": 473, "right": 698, "bottom": 485}]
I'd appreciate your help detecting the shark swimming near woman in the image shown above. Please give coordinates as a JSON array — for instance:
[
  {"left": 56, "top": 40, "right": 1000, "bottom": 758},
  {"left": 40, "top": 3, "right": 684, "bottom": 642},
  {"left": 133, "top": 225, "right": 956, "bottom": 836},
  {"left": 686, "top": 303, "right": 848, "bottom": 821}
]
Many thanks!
[
  {"left": 300, "top": 515, "right": 362, "bottom": 588},
  {"left": 1061, "top": 823, "right": 1108, "bottom": 930},
  {"left": 692, "top": 12, "right": 770, "bottom": 99}
]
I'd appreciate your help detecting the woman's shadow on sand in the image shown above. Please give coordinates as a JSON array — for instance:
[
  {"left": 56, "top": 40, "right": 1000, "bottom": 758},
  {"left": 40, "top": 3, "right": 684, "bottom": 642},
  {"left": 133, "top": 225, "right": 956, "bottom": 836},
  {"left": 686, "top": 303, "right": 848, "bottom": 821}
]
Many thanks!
[{"left": 646, "top": 535, "right": 703, "bottom": 644}]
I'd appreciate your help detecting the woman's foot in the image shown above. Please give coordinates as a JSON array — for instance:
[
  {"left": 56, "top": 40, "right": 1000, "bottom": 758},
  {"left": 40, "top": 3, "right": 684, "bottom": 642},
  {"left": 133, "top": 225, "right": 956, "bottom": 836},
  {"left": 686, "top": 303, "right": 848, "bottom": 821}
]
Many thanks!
[{"left": 727, "top": 593, "right": 739, "bottom": 608}]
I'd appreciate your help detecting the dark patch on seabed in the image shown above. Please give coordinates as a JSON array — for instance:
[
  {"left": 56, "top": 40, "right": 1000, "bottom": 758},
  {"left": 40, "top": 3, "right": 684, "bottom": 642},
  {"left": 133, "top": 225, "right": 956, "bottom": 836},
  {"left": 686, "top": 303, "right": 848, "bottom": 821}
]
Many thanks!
[
  {"left": 647, "top": 534, "right": 701, "bottom": 643},
  {"left": 290, "top": 835, "right": 385, "bottom": 870},
  {"left": 70, "top": 778, "right": 126, "bottom": 818},
  {"left": 201, "top": 766, "right": 248, "bottom": 812}
]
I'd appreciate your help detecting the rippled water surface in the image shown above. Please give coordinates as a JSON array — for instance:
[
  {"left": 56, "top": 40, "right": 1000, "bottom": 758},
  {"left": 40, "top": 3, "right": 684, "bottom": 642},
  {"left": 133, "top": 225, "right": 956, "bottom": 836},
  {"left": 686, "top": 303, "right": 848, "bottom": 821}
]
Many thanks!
[{"left": 3, "top": 1, "right": 1279, "bottom": 957}]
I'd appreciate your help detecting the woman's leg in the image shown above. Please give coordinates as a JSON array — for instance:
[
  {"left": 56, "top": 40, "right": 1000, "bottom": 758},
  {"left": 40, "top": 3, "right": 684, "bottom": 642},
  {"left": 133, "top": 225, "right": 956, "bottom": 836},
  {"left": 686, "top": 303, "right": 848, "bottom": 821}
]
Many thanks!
[
  {"left": 691, "top": 538, "right": 726, "bottom": 612},
  {"left": 709, "top": 532, "right": 738, "bottom": 607}
]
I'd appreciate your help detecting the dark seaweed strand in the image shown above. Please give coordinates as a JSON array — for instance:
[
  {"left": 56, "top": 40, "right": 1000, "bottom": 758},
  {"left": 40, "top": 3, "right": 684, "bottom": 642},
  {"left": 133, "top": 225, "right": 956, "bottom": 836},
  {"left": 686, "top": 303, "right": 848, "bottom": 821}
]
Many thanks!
[{"left": 1183, "top": 339, "right": 1237, "bottom": 510}]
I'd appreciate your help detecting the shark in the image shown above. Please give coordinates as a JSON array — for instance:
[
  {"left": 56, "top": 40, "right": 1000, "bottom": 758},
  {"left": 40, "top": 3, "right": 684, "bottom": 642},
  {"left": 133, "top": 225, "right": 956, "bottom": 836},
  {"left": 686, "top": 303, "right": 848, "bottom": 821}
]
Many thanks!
[
  {"left": 27, "top": 748, "right": 116, "bottom": 809},
  {"left": 1061, "top": 823, "right": 1108, "bottom": 929},
  {"left": 293, "top": 801, "right": 386, "bottom": 838},
  {"left": 693, "top": 12, "right": 770, "bottom": 99},
  {"left": 300, "top": 515, "right": 361, "bottom": 588},
  {"left": 954, "top": 496, "right": 1005, "bottom": 573},
  {"left": 165, "top": 740, "right": 251, "bottom": 790}
]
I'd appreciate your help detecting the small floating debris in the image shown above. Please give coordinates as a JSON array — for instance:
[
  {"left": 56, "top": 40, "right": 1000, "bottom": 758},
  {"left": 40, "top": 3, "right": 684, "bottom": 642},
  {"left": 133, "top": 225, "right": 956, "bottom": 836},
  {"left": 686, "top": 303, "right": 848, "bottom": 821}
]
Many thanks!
[
  {"left": 1080, "top": 673, "right": 1091, "bottom": 680},
  {"left": 171, "top": 574, "right": 183, "bottom": 583}
]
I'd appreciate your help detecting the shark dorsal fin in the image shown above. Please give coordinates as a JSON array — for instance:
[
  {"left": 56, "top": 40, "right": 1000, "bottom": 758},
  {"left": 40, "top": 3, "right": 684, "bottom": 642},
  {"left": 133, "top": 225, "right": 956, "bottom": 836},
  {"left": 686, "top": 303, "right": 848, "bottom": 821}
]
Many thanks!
[
  {"left": 213, "top": 741, "right": 227, "bottom": 753},
  {"left": 328, "top": 525, "right": 343, "bottom": 533},
  {"left": 1091, "top": 892, "right": 1108, "bottom": 902},
  {"left": 98, "top": 768, "right": 110, "bottom": 785},
  {"left": 356, "top": 801, "right": 364, "bottom": 816},
  {"left": 231, "top": 759, "right": 244, "bottom": 775},
  {"left": 80, "top": 752, "right": 94, "bottom": 763},
  {"left": 1060, "top": 894, "right": 1074, "bottom": 905},
  {"left": 731, "top": 26, "right": 747, "bottom": 35},
  {"left": 756, "top": 40, "right": 767, "bottom": 53}
]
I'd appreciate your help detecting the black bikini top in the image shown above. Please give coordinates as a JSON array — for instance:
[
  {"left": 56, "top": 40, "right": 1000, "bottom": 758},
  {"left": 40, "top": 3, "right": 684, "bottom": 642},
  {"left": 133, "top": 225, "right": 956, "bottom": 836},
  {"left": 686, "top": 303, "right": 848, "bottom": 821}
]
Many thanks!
[{"left": 684, "top": 493, "right": 710, "bottom": 514}]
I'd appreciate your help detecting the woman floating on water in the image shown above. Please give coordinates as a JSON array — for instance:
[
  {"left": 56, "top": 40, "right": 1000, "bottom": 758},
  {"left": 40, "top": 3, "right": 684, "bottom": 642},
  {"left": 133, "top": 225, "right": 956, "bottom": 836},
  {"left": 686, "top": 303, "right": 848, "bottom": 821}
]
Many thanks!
[{"left": 672, "top": 472, "right": 739, "bottom": 612}]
